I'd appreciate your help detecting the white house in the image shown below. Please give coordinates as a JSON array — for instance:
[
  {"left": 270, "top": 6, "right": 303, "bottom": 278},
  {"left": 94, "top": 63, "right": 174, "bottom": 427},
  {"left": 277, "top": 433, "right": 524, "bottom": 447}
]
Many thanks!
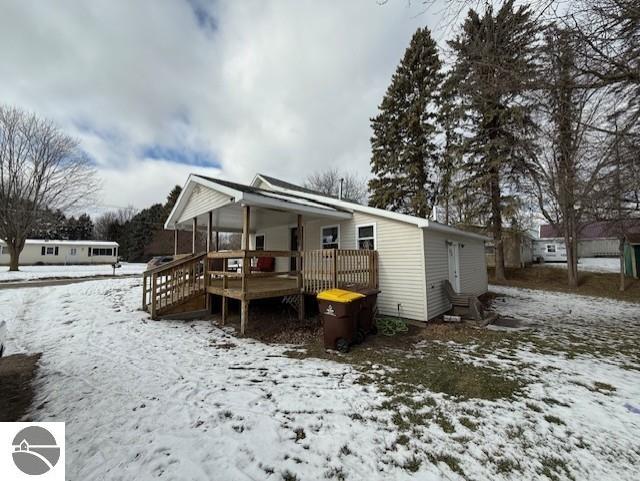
[
  {"left": 0, "top": 239, "right": 119, "bottom": 266},
  {"left": 533, "top": 238, "right": 568, "bottom": 262},
  {"left": 148, "top": 173, "right": 488, "bottom": 327}
]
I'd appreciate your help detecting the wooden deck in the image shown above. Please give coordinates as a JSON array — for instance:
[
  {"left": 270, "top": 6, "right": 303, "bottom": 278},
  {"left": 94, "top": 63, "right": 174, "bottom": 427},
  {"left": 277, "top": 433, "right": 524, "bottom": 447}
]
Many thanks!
[
  {"left": 143, "top": 205, "right": 378, "bottom": 335},
  {"left": 207, "top": 276, "right": 300, "bottom": 300}
]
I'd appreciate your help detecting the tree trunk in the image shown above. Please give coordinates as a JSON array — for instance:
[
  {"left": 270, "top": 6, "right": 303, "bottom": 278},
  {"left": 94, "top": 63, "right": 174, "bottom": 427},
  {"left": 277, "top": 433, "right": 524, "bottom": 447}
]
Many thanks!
[
  {"left": 8, "top": 243, "right": 20, "bottom": 271},
  {"left": 564, "top": 221, "right": 578, "bottom": 288},
  {"left": 490, "top": 169, "right": 506, "bottom": 282},
  {"left": 619, "top": 237, "right": 626, "bottom": 292}
]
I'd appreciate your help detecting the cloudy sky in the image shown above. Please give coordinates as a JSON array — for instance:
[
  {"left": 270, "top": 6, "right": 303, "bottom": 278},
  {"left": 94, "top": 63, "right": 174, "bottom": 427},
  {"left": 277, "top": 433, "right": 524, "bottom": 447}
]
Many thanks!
[{"left": 1, "top": 0, "right": 451, "bottom": 212}]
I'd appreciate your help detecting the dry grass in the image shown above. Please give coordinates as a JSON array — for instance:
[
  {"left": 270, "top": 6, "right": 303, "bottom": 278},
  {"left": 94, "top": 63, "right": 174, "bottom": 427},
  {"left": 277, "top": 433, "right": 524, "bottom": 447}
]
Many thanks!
[{"left": 489, "top": 266, "right": 640, "bottom": 303}]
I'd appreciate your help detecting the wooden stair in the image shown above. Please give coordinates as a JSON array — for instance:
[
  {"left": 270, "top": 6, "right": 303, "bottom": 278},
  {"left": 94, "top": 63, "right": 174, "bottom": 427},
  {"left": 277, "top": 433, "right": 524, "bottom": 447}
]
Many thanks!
[
  {"left": 142, "top": 253, "right": 207, "bottom": 319},
  {"left": 443, "top": 280, "right": 496, "bottom": 324}
]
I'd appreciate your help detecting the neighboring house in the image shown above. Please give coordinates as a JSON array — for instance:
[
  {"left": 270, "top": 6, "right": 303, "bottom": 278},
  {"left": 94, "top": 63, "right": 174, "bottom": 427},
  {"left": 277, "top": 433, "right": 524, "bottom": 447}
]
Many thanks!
[
  {"left": 539, "top": 221, "right": 640, "bottom": 258},
  {"left": 146, "top": 173, "right": 488, "bottom": 327},
  {"left": 624, "top": 234, "right": 640, "bottom": 279},
  {"left": 0, "top": 239, "right": 119, "bottom": 266},
  {"left": 533, "top": 238, "right": 568, "bottom": 262},
  {"left": 460, "top": 226, "right": 534, "bottom": 268}
]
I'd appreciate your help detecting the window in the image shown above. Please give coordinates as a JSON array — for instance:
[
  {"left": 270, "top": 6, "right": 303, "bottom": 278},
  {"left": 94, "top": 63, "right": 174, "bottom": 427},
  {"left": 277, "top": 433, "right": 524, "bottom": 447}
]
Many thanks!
[
  {"left": 41, "top": 246, "right": 58, "bottom": 256},
  {"left": 255, "top": 234, "right": 265, "bottom": 251},
  {"left": 92, "top": 248, "right": 113, "bottom": 256},
  {"left": 70, "top": 248, "right": 77, "bottom": 256},
  {"left": 485, "top": 245, "right": 495, "bottom": 255},
  {"left": 321, "top": 225, "right": 339, "bottom": 249},
  {"left": 546, "top": 244, "right": 556, "bottom": 253},
  {"left": 357, "top": 224, "right": 376, "bottom": 250},
  {"left": 0, "top": 246, "right": 5, "bottom": 255}
]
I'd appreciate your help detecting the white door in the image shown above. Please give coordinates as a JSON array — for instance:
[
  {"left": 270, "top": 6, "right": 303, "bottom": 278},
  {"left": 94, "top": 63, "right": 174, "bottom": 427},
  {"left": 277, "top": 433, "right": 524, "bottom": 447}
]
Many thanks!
[{"left": 448, "top": 242, "right": 461, "bottom": 292}]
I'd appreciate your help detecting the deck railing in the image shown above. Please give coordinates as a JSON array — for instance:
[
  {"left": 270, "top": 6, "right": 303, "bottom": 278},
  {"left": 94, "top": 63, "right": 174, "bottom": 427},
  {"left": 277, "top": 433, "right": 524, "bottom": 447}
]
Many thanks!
[
  {"left": 142, "top": 252, "right": 207, "bottom": 319},
  {"left": 302, "top": 249, "right": 378, "bottom": 293},
  {"left": 143, "top": 248, "right": 378, "bottom": 320}
]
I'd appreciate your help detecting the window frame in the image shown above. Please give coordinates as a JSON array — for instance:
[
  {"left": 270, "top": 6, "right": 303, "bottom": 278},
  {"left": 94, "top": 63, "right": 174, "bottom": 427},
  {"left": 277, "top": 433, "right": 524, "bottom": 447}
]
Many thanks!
[
  {"left": 320, "top": 224, "right": 340, "bottom": 250},
  {"left": 254, "top": 234, "right": 266, "bottom": 251},
  {"left": 356, "top": 223, "right": 376, "bottom": 250}
]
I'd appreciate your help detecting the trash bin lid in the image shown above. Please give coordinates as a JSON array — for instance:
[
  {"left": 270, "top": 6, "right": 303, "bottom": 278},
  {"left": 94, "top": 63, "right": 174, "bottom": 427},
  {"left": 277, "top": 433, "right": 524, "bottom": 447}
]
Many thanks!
[
  {"left": 345, "top": 286, "right": 380, "bottom": 296},
  {"left": 317, "top": 288, "right": 365, "bottom": 303}
]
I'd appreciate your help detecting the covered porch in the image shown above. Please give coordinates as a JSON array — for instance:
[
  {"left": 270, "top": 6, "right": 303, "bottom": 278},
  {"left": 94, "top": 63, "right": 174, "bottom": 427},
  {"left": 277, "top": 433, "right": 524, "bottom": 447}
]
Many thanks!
[{"left": 143, "top": 175, "right": 378, "bottom": 334}]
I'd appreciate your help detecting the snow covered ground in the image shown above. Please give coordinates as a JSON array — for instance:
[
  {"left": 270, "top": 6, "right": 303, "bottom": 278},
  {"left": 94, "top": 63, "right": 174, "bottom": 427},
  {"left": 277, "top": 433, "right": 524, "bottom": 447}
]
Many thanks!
[
  {"left": 1, "top": 279, "right": 639, "bottom": 480},
  {"left": 537, "top": 257, "right": 621, "bottom": 273},
  {"left": 0, "top": 263, "right": 146, "bottom": 282}
]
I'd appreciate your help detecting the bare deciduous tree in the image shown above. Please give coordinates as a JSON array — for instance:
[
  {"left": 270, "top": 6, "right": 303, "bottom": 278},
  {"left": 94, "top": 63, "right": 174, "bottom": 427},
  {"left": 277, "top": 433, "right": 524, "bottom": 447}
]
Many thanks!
[
  {"left": 305, "top": 168, "right": 368, "bottom": 204},
  {"left": 0, "top": 105, "right": 99, "bottom": 270},
  {"left": 93, "top": 207, "right": 137, "bottom": 240}
]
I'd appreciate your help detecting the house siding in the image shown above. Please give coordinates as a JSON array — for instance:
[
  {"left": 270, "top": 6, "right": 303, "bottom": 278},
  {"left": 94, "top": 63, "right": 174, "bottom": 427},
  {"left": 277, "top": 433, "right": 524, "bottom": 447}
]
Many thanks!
[
  {"left": 177, "top": 186, "right": 232, "bottom": 224},
  {"left": 424, "top": 230, "right": 487, "bottom": 319},
  {"left": 251, "top": 212, "right": 428, "bottom": 321}
]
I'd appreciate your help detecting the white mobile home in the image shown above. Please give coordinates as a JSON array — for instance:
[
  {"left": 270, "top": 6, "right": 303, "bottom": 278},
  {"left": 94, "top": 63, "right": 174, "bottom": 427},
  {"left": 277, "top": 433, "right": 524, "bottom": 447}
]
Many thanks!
[
  {"left": 144, "top": 173, "right": 488, "bottom": 329},
  {"left": 0, "top": 239, "right": 119, "bottom": 266}
]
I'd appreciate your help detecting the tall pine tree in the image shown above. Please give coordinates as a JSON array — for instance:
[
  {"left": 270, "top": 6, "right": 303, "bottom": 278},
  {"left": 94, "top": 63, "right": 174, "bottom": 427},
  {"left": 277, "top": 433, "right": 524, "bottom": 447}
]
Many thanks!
[
  {"left": 369, "top": 27, "right": 443, "bottom": 218},
  {"left": 448, "top": 0, "right": 540, "bottom": 281}
]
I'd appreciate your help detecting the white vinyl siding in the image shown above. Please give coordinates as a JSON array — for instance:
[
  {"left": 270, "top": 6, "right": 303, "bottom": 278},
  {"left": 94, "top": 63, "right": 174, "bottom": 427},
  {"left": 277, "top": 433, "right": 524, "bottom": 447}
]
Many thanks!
[
  {"left": 304, "top": 212, "right": 427, "bottom": 321},
  {"left": 424, "top": 230, "right": 488, "bottom": 319},
  {"left": 177, "top": 186, "right": 232, "bottom": 224}
]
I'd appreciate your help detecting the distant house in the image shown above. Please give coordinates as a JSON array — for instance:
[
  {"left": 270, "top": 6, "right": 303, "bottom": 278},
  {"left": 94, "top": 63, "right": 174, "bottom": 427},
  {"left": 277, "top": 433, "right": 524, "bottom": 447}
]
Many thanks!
[
  {"left": 539, "top": 221, "right": 640, "bottom": 258},
  {"left": 624, "top": 234, "right": 640, "bottom": 278},
  {"left": 458, "top": 226, "right": 534, "bottom": 269},
  {"left": 0, "top": 239, "right": 119, "bottom": 266},
  {"left": 533, "top": 238, "right": 567, "bottom": 262}
]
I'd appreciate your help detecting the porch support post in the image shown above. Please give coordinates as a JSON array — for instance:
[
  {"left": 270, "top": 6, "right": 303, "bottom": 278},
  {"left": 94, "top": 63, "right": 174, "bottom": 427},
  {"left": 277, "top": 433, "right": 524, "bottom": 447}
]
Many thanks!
[
  {"left": 174, "top": 228, "right": 178, "bottom": 256},
  {"left": 207, "top": 211, "right": 213, "bottom": 252},
  {"left": 192, "top": 217, "right": 198, "bottom": 254},
  {"left": 215, "top": 231, "right": 219, "bottom": 252},
  {"left": 240, "top": 205, "right": 251, "bottom": 335},
  {"left": 297, "top": 214, "right": 304, "bottom": 320}
]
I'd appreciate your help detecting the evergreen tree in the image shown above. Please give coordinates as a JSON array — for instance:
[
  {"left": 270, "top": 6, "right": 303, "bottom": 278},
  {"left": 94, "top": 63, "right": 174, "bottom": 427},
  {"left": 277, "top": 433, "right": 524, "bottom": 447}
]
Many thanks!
[
  {"left": 369, "top": 27, "right": 443, "bottom": 218},
  {"left": 448, "top": 0, "right": 540, "bottom": 281},
  {"left": 165, "top": 185, "right": 182, "bottom": 215}
]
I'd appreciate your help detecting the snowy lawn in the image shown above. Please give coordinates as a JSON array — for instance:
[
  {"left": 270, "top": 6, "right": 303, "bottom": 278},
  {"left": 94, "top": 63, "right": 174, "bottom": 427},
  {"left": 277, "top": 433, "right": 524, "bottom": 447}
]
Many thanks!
[
  {"left": 1, "top": 279, "right": 639, "bottom": 480},
  {"left": 536, "top": 257, "right": 621, "bottom": 273},
  {"left": 0, "top": 263, "right": 146, "bottom": 282}
]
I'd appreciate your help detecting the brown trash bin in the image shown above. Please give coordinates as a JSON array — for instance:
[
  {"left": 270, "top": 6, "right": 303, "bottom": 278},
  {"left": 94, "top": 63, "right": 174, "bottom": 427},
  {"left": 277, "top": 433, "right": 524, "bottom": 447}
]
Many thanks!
[
  {"left": 346, "top": 286, "right": 381, "bottom": 339},
  {"left": 317, "top": 289, "right": 365, "bottom": 353}
]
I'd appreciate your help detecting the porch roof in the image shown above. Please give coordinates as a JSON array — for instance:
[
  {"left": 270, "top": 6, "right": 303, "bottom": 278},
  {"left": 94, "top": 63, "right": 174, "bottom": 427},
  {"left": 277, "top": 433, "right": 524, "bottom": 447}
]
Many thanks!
[{"left": 165, "top": 174, "right": 352, "bottom": 232}]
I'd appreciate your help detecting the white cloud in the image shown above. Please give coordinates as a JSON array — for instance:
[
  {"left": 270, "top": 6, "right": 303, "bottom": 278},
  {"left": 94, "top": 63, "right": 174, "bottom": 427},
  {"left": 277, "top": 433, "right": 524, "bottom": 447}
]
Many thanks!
[{"left": 0, "top": 0, "right": 445, "bottom": 211}]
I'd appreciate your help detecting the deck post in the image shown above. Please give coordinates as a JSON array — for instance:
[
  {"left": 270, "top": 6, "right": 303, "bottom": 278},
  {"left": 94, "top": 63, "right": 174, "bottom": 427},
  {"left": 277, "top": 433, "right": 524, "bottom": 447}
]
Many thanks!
[
  {"left": 207, "top": 211, "right": 213, "bottom": 252},
  {"left": 142, "top": 273, "right": 147, "bottom": 310},
  {"left": 174, "top": 229, "right": 178, "bottom": 256},
  {"left": 150, "top": 273, "right": 157, "bottom": 319},
  {"left": 221, "top": 260, "right": 227, "bottom": 325},
  {"left": 240, "top": 205, "right": 251, "bottom": 335},
  {"left": 297, "top": 214, "right": 304, "bottom": 320},
  {"left": 192, "top": 217, "right": 198, "bottom": 254}
]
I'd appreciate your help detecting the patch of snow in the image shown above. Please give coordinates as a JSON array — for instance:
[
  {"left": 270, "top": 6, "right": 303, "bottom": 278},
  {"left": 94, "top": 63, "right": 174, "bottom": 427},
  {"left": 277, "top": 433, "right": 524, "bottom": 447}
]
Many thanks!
[
  {"left": 0, "top": 263, "right": 146, "bottom": 282},
  {"left": 536, "top": 257, "right": 621, "bottom": 273},
  {"left": 1, "top": 279, "right": 639, "bottom": 480}
]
